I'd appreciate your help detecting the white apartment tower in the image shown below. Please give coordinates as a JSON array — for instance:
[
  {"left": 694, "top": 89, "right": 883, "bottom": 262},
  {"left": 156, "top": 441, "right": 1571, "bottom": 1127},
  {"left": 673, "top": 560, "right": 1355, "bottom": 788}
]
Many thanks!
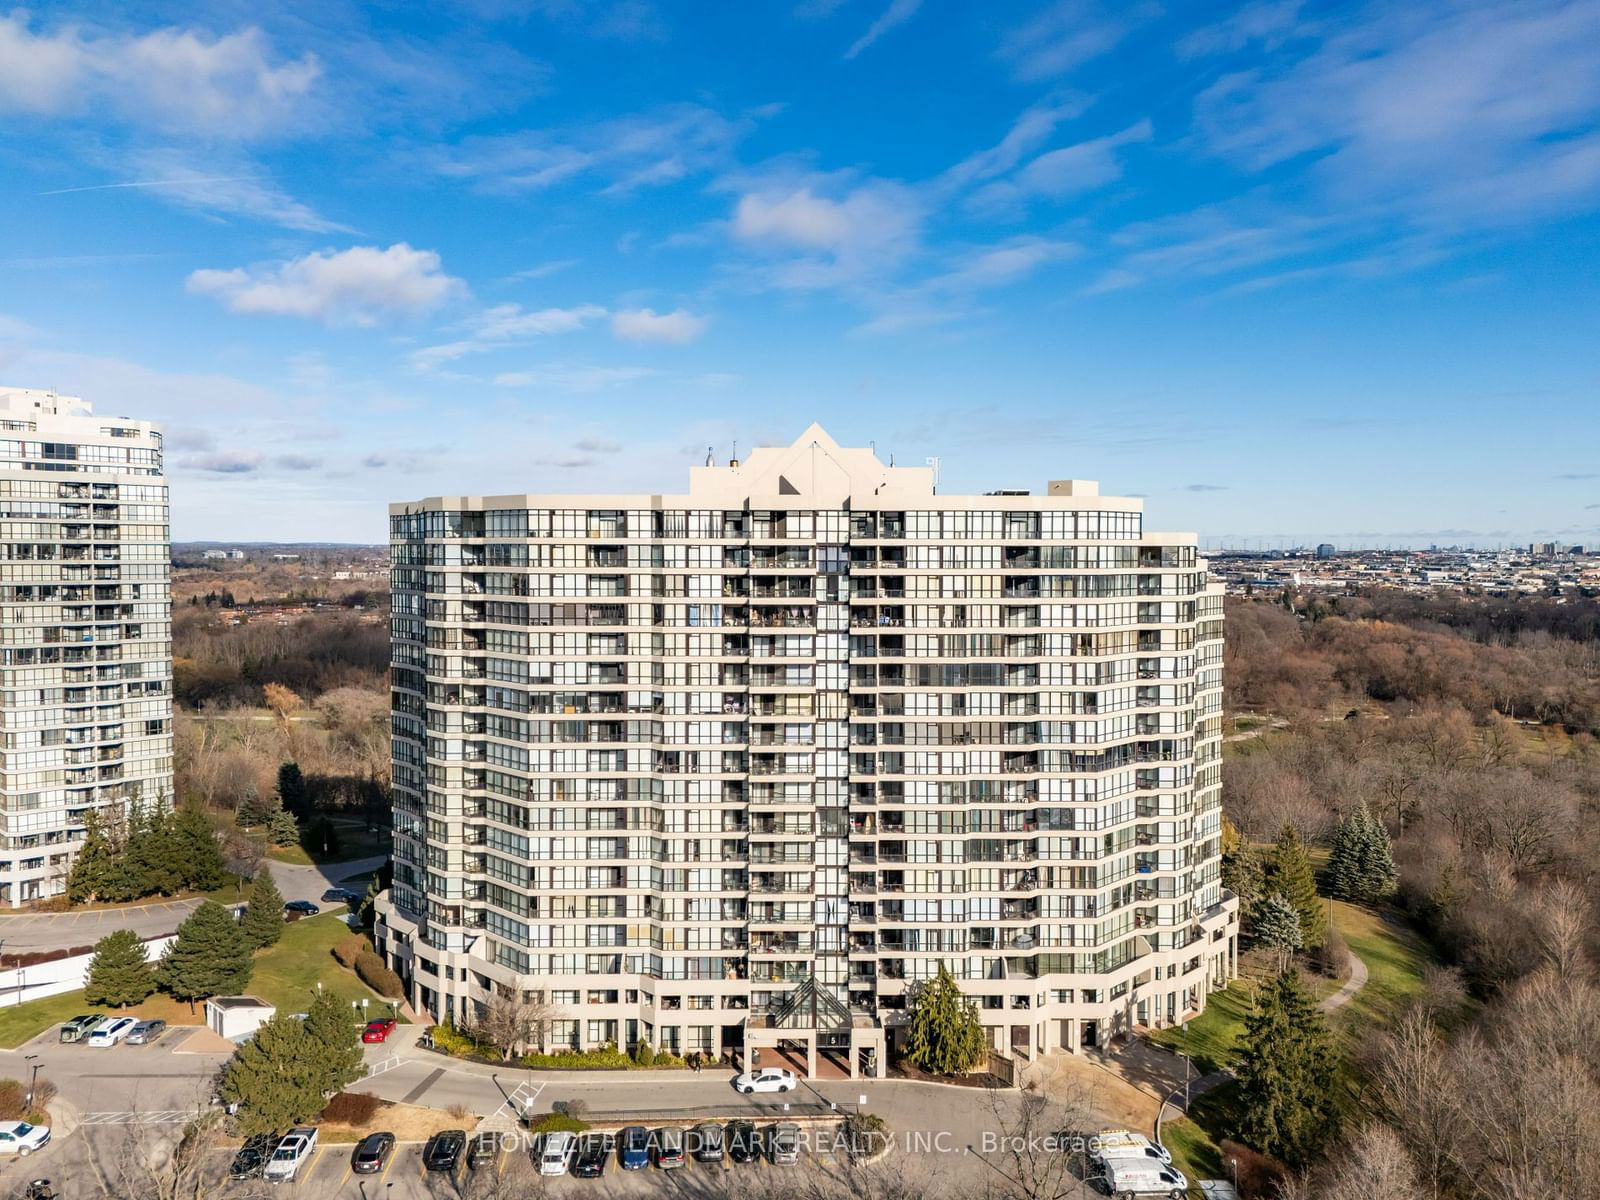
[
  {"left": 0, "top": 387, "right": 172, "bottom": 906},
  {"left": 377, "top": 427, "right": 1236, "bottom": 1075}
]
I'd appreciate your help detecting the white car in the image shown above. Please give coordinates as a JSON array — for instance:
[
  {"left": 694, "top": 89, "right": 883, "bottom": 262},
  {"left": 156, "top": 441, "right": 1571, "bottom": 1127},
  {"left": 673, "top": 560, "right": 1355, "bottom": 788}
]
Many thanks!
[
  {"left": 86, "top": 1017, "right": 137, "bottom": 1047},
  {"left": 732, "top": 1067, "right": 797, "bottom": 1094},
  {"left": 0, "top": 1121, "right": 50, "bottom": 1157},
  {"left": 538, "top": 1130, "right": 575, "bottom": 1176},
  {"left": 263, "top": 1127, "right": 318, "bottom": 1183},
  {"left": 1094, "top": 1129, "right": 1173, "bottom": 1164}
]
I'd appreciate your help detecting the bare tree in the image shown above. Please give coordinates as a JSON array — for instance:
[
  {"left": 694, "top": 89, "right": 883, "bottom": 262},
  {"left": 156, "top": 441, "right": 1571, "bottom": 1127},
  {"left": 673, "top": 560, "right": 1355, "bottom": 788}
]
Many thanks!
[
  {"left": 476, "top": 989, "right": 558, "bottom": 1061},
  {"left": 80, "top": 1110, "right": 272, "bottom": 1200}
]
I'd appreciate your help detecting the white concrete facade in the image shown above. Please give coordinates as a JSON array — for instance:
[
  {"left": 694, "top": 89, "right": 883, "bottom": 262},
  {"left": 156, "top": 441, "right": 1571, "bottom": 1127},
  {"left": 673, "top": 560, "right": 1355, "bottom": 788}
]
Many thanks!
[
  {"left": 376, "top": 426, "right": 1236, "bottom": 1071},
  {"left": 0, "top": 387, "right": 172, "bottom": 906}
]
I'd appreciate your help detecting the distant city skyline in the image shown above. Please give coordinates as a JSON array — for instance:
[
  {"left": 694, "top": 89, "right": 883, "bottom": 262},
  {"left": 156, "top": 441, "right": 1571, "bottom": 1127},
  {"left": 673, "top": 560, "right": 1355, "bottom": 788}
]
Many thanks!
[{"left": 2, "top": 0, "right": 1598, "bottom": 544}]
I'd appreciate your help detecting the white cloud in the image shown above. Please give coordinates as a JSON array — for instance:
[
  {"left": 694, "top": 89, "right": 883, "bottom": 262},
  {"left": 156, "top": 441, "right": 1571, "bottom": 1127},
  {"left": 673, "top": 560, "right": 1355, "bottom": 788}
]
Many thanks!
[
  {"left": 611, "top": 308, "right": 709, "bottom": 344},
  {"left": 180, "top": 450, "right": 265, "bottom": 474},
  {"left": 492, "top": 364, "right": 659, "bottom": 391},
  {"left": 1178, "top": 1, "right": 1306, "bottom": 58},
  {"left": 433, "top": 103, "right": 756, "bottom": 193},
  {"left": 730, "top": 177, "right": 925, "bottom": 289},
  {"left": 95, "top": 149, "right": 345, "bottom": 232},
  {"left": 410, "top": 303, "right": 607, "bottom": 369},
  {"left": 187, "top": 244, "right": 463, "bottom": 326},
  {"left": 0, "top": 14, "right": 320, "bottom": 138},
  {"left": 1195, "top": 1, "right": 1600, "bottom": 226},
  {"left": 927, "top": 237, "right": 1080, "bottom": 290},
  {"left": 844, "top": 0, "right": 924, "bottom": 59},
  {"left": 970, "top": 120, "right": 1153, "bottom": 214},
  {"left": 941, "top": 93, "right": 1091, "bottom": 190},
  {"left": 996, "top": 1, "right": 1154, "bottom": 82}
]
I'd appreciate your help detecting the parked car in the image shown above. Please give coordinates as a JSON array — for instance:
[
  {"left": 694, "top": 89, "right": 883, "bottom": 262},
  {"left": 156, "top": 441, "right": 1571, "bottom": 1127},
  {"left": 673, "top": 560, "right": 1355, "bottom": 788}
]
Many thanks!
[
  {"left": 283, "top": 900, "right": 319, "bottom": 918},
  {"left": 652, "top": 1126, "right": 685, "bottom": 1169},
  {"left": 733, "top": 1066, "right": 796, "bottom": 1094},
  {"left": 321, "top": 887, "right": 359, "bottom": 904},
  {"left": 228, "top": 1133, "right": 276, "bottom": 1179},
  {"left": 0, "top": 1122, "right": 51, "bottom": 1158},
  {"left": 572, "top": 1133, "right": 613, "bottom": 1178},
  {"left": 423, "top": 1129, "right": 466, "bottom": 1172},
  {"left": 691, "top": 1121, "right": 725, "bottom": 1164},
  {"left": 58, "top": 1014, "right": 104, "bottom": 1043},
  {"left": 466, "top": 1132, "right": 497, "bottom": 1170},
  {"left": 361, "top": 1018, "right": 397, "bottom": 1044},
  {"left": 87, "top": 1017, "right": 137, "bottom": 1048},
  {"left": 263, "top": 1128, "right": 317, "bottom": 1183},
  {"left": 350, "top": 1131, "right": 395, "bottom": 1174},
  {"left": 727, "top": 1120, "right": 760, "bottom": 1164},
  {"left": 538, "top": 1130, "right": 576, "bottom": 1177},
  {"left": 769, "top": 1122, "right": 801, "bottom": 1165},
  {"left": 125, "top": 1019, "right": 166, "bottom": 1045},
  {"left": 617, "top": 1125, "right": 650, "bottom": 1170}
]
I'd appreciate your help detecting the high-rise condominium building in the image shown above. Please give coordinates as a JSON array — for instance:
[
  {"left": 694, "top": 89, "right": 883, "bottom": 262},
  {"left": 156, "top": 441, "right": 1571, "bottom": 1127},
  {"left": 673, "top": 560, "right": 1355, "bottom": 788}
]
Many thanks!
[
  {"left": 377, "top": 427, "right": 1236, "bottom": 1076},
  {"left": 0, "top": 387, "right": 172, "bottom": 907}
]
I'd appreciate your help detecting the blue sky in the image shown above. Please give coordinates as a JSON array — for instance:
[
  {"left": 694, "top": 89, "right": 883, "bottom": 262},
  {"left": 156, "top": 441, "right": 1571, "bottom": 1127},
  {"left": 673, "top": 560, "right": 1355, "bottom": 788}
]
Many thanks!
[{"left": 2, "top": 0, "right": 1598, "bottom": 546}]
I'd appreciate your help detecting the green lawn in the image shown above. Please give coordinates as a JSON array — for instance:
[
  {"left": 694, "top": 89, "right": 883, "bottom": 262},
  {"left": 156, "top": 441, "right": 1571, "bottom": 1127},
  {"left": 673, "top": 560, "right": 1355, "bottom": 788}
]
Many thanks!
[
  {"left": 1152, "top": 900, "right": 1436, "bottom": 1180},
  {"left": 0, "top": 913, "right": 400, "bottom": 1049},
  {"left": 266, "top": 818, "right": 391, "bottom": 867}
]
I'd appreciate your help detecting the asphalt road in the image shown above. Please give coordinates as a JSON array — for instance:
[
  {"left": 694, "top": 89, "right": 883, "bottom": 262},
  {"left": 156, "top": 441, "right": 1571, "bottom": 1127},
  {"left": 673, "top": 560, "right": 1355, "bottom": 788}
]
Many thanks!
[{"left": 0, "top": 856, "right": 386, "bottom": 952}]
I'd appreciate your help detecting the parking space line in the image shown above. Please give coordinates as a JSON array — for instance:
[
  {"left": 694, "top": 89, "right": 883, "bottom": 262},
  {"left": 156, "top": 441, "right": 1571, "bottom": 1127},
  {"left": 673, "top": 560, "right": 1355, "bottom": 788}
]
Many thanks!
[{"left": 377, "top": 1149, "right": 398, "bottom": 1189}]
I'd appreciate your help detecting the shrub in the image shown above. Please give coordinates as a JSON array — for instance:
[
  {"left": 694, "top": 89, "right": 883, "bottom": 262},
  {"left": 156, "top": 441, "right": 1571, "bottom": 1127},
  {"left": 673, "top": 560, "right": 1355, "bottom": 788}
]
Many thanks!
[
  {"left": 353, "top": 950, "right": 404, "bottom": 998},
  {"left": 554, "top": 1099, "right": 588, "bottom": 1117},
  {"left": 632, "top": 1040, "right": 655, "bottom": 1067},
  {"left": 320, "top": 1092, "right": 383, "bottom": 1126},
  {"left": 0, "top": 1078, "right": 54, "bottom": 1124},
  {"left": 1309, "top": 921, "right": 1352, "bottom": 979},
  {"left": 527, "top": 1112, "right": 590, "bottom": 1134},
  {"left": 1219, "top": 1139, "right": 1290, "bottom": 1200},
  {"left": 520, "top": 1046, "right": 632, "bottom": 1069},
  {"left": 332, "top": 934, "right": 367, "bottom": 969},
  {"left": 843, "top": 1111, "right": 889, "bottom": 1161},
  {"left": 428, "top": 1022, "right": 490, "bottom": 1058}
]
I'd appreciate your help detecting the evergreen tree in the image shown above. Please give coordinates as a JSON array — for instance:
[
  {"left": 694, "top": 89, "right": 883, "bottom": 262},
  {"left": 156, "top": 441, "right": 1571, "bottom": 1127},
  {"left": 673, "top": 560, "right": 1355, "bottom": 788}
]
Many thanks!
[
  {"left": 1355, "top": 804, "right": 1398, "bottom": 901},
  {"left": 240, "top": 871, "right": 286, "bottom": 950},
  {"left": 356, "top": 862, "right": 392, "bottom": 930},
  {"left": 1222, "top": 842, "right": 1265, "bottom": 918},
  {"left": 1265, "top": 823, "right": 1326, "bottom": 949},
  {"left": 904, "top": 962, "right": 988, "bottom": 1075},
  {"left": 1251, "top": 893, "right": 1305, "bottom": 971},
  {"left": 84, "top": 929, "right": 155, "bottom": 1008},
  {"left": 276, "top": 762, "right": 309, "bottom": 817},
  {"left": 1236, "top": 970, "right": 1340, "bottom": 1166},
  {"left": 1325, "top": 808, "right": 1365, "bottom": 902},
  {"left": 124, "top": 801, "right": 183, "bottom": 898},
  {"left": 303, "top": 988, "right": 367, "bottom": 1096},
  {"left": 66, "top": 809, "right": 120, "bottom": 903},
  {"left": 266, "top": 803, "right": 300, "bottom": 848},
  {"left": 173, "top": 807, "right": 226, "bottom": 892},
  {"left": 221, "top": 1014, "right": 327, "bottom": 1136},
  {"left": 156, "top": 900, "right": 253, "bottom": 1009}
]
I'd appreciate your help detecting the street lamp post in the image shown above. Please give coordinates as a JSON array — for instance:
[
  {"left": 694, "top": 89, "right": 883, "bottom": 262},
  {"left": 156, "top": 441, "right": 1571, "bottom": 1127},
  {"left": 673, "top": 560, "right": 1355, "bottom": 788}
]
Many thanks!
[{"left": 24, "top": 1055, "right": 41, "bottom": 1110}]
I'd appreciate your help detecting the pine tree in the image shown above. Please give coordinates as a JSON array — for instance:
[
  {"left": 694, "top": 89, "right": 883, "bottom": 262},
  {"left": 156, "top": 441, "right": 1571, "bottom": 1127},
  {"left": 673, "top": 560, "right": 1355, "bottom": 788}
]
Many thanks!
[
  {"left": 124, "top": 801, "right": 183, "bottom": 898},
  {"left": 173, "top": 807, "right": 226, "bottom": 892},
  {"left": 266, "top": 803, "right": 300, "bottom": 848},
  {"left": 904, "top": 962, "right": 987, "bottom": 1075},
  {"left": 1265, "top": 823, "right": 1325, "bottom": 949},
  {"left": 356, "top": 862, "right": 392, "bottom": 930},
  {"left": 1236, "top": 970, "right": 1340, "bottom": 1166},
  {"left": 1222, "top": 842, "right": 1265, "bottom": 917},
  {"left": 1355, "top": 804, "right": 1398, "bottom": 901},
  {"left": 67, "top": 809, "right": 120, "bottom": 904},
  {"left": 221, "top": 1014, "right": 327, "bottom": 1136},
  {"left": 84, "top": 929, "right": 155, "bottom": 1008},
  {"left": 1251, "top": 893, "right": 1305, "bottom": 971},
  {"left": 303, "top": 988, "right": 367, "bottom": 1096},
  {"left": 156, "top": 899, "right": 253, "bottom": 1009},
  {"left": 240, "top": 871, "right": 285, "bottom": 950},
  {"left": 1325, "top": 808, "right": 1365, "bottom": 902},
  {"left": 276, "top": 762, "right": 309, "bottom": 818}
]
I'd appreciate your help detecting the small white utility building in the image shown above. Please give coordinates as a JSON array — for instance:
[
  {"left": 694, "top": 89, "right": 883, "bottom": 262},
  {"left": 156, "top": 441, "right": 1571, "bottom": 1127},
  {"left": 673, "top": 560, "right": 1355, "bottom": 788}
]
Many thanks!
[{"left": 206, "top": 996, "right": 276, "bottom": 1041}]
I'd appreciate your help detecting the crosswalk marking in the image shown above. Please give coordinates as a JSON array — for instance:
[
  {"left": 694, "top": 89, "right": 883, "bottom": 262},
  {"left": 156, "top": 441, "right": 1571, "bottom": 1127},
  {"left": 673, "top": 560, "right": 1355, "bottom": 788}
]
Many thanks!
[
  {"left": 478, "top": 1079, "right": 546, "bottom": 1133},
  {"left": 79, "top": 1110, "right": 194, "bottom": 1125}
]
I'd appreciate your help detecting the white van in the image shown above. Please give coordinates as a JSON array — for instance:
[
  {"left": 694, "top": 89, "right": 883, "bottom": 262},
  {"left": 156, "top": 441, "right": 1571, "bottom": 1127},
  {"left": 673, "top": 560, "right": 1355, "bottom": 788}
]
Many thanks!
[
  {"left": 539, "top": 1131, "right": 575, "bottom": 1177},
  {"left": 86, "top": 1017, "right": 137, "bottom": 1047},
  {"left": 1100, "top": 1154, "right": 1188, "bottom": 1199},
  {"left": 1093, "top": 1130, "right": 1173, "bottom": 1164}
]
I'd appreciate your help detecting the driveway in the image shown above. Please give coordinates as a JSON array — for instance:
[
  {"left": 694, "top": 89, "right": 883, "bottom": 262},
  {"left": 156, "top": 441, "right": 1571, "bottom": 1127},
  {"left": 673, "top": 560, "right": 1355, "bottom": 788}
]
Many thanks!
[{"left": 0, "top": 856, "right": 386, "bottom": 952}]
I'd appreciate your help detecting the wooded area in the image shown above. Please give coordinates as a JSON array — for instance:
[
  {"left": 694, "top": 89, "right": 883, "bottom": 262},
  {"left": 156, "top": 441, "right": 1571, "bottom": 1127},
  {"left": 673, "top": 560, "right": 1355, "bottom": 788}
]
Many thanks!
[{"left": 1220, "top": 588, "right": 1600, "bottom": 1199}]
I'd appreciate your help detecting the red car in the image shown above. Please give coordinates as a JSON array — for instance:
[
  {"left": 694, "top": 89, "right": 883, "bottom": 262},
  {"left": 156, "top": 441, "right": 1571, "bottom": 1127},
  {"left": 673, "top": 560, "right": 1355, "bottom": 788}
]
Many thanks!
[{"left": 361, "top": 1019, "right": 397, "bottom": 1044}]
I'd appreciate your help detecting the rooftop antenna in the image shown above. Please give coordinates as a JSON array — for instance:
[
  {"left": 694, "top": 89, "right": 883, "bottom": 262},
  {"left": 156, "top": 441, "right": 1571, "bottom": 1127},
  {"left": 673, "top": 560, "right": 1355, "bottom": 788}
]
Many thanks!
[
  {"left": 705, "top": 446, "right": 714, "bottom": 467},
  {"left": 925, "top": 456, "right": 941, "bottom": 493},
  {"left": 732, "top": 439, "right": 738, "bottom": 462}
]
